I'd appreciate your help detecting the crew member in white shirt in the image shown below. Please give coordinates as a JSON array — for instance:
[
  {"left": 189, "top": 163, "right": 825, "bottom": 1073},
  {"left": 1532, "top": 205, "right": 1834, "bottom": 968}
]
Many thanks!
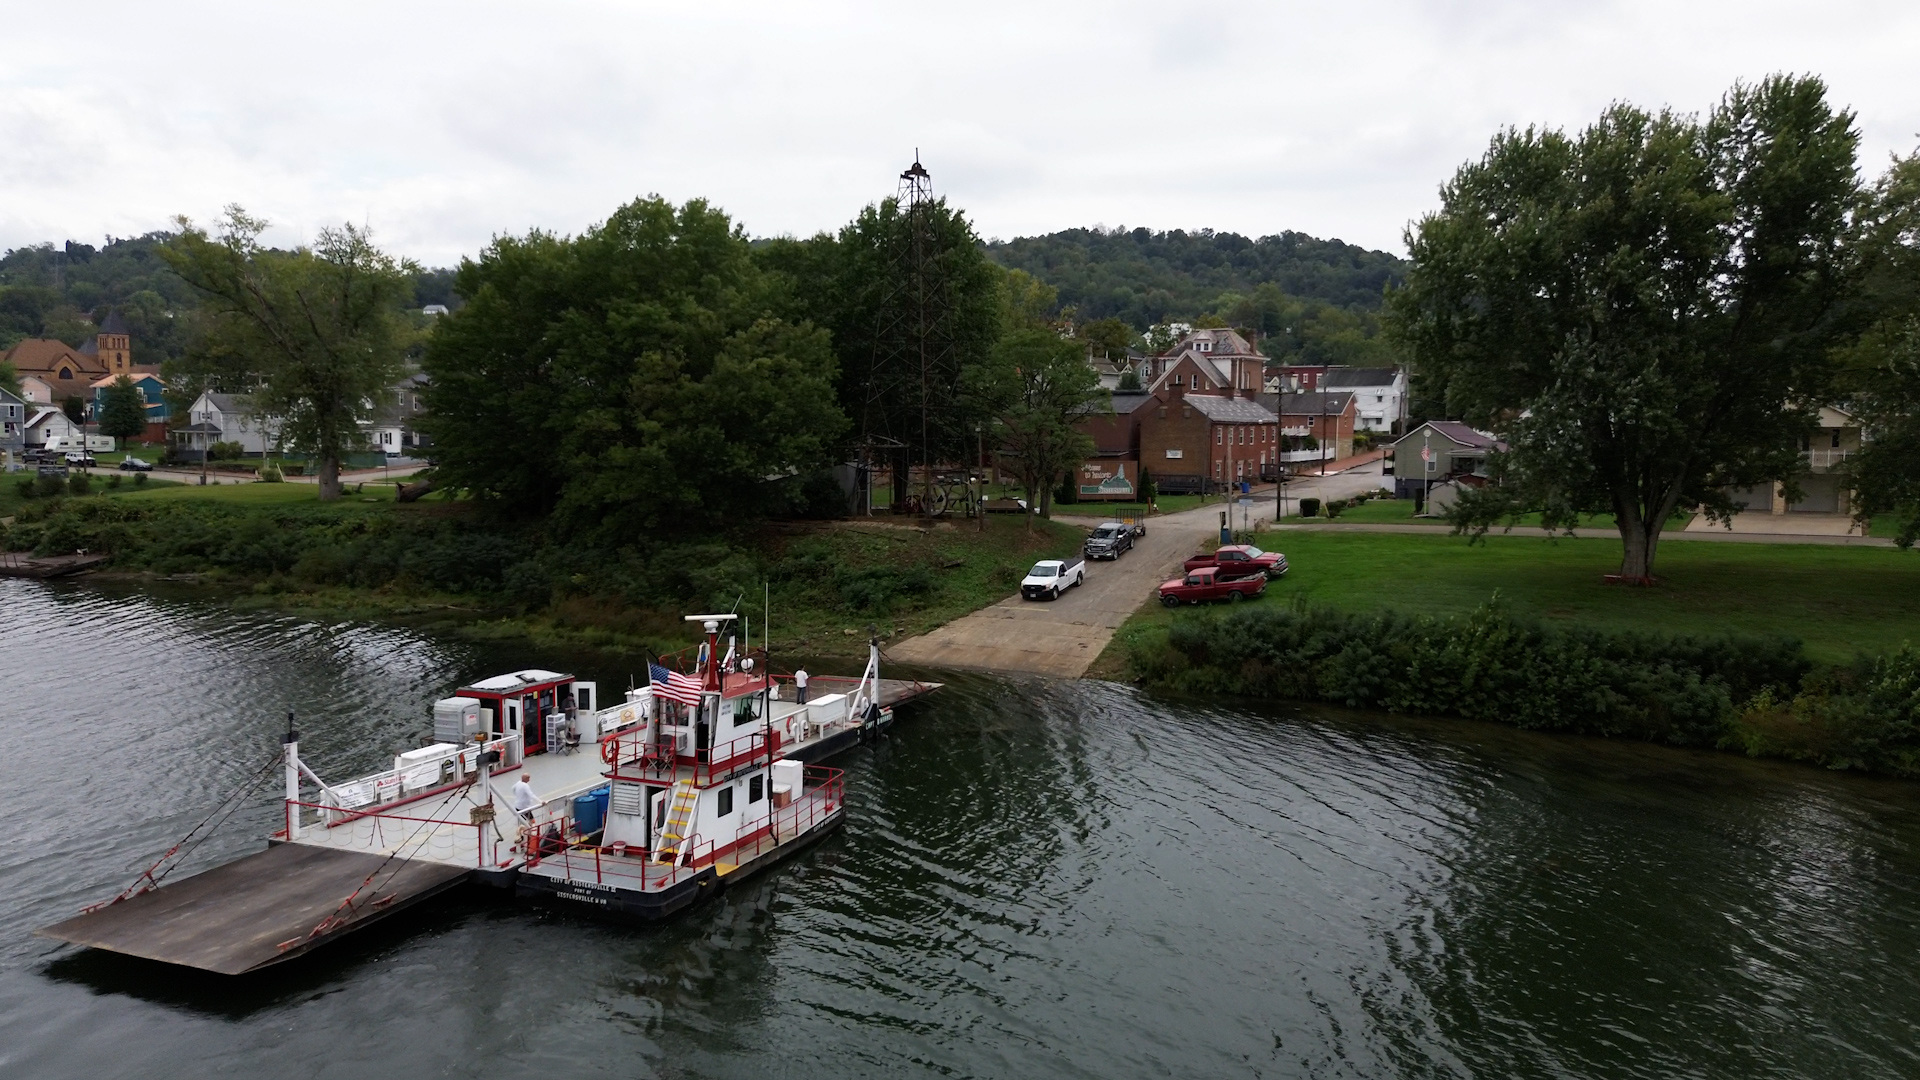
[{"left": 511, "top": 773, "right": 539, "bottom": 822}]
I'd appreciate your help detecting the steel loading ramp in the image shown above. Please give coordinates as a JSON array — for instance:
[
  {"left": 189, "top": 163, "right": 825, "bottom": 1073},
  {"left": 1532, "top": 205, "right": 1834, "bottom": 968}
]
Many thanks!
[{"left": 37, "top": 843, "right": 472, "bottom": 975}]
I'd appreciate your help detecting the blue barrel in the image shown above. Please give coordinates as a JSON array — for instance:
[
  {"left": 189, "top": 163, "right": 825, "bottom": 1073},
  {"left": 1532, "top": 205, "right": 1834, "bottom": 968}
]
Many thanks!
[{"left": 573, "top": 787, "right": 609, "bottom": 837}]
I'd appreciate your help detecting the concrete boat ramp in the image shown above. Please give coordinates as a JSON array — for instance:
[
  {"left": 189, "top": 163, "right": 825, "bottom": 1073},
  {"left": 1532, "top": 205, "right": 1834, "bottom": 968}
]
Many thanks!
[{"left": 38, "top": 676, "right": 939, "bottom": 975}]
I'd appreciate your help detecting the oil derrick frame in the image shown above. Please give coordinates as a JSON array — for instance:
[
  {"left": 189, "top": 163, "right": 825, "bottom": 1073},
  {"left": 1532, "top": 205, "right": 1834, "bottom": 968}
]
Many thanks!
[{"left": 857, "top": 154, "right": 964, "bottom": 518}]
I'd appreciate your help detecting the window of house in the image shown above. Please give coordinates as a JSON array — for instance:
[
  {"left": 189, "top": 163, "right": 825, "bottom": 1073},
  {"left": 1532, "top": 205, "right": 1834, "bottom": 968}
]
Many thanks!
[
  {"left": 59, "top": 368, "right": 71, "bottom": 380},
  {"left": 1213, "top": 460, "right": 1222, "bottom": 477},
  {"left": 1165, "top": 449, "right": 1183, "bottom": 459},
  {"left": 1831, "top": 430, "right": 1841, "bottom": 448},
  {"left": 717, "top": 787, "right": 734, "bottom": 817},
  {"left": 750, "top": 775, "right": 764, "bottom": 803},
  {"left": 1216, "top": 429, "right": 1223, "bottom": 445}
]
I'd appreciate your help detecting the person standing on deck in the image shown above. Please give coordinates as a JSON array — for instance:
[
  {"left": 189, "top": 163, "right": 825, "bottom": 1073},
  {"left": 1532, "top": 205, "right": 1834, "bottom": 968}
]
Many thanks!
[
  {"left": 511, "top": 773, "right": 539, "bottom": 822},
  {"left": 794, "top": 667, "right": 809, "bottom": 705}
]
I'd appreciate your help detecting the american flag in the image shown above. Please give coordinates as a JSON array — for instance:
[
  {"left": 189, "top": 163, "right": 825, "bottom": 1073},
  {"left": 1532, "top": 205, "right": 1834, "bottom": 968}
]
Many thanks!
[{"left": 649, "top": 662, "right": 704, "bottom": 706}]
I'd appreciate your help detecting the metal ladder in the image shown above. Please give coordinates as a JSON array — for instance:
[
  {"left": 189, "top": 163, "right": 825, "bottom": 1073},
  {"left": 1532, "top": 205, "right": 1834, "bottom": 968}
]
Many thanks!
[{"left": 652, "top": 782, "right": 699, "bottom": 864}]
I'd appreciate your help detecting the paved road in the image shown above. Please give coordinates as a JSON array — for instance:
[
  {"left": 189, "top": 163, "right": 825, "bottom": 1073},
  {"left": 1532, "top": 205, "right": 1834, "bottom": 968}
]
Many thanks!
[
  {"left": 887, "top": 463, "right": 1390, "bottom": 678},
  {"left": 887, "top": 503, "right": 1224, "bottom": 677}
]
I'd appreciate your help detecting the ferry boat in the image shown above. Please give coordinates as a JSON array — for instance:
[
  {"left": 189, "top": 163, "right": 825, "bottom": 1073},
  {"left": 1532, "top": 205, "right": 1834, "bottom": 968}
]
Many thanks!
[{"left": 39, "top": 619, "right": 938, "bottom": 973}]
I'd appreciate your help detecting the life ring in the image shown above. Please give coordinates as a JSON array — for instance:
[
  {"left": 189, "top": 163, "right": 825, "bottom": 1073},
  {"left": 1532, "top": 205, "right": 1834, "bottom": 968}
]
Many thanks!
[{"left": 600, "top": 736, "right": 619, "bottom": 764}]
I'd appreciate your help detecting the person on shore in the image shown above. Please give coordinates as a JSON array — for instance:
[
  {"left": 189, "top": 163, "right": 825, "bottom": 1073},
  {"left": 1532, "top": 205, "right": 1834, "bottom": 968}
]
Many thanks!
[
  {"left": 511, "top": 773, "right": 539, "bottom": 822},
  {"left": 794, "top": 667, "right": 810, "bottom": 704}
]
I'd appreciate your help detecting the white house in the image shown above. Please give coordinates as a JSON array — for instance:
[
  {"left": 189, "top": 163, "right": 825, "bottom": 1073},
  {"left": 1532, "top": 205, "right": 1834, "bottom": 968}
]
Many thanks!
[
  {"left": 172, "top": 391, "right": 283, "bottom": 460},
  {"left": 1321, "top": 367, "right": 1409, "bottom": 434},
  {"left": 17, "top": 375, "right": 55, "bottom": 405},
  {"left": 1, "top": 388, "right": 25, "bottom": 469}
]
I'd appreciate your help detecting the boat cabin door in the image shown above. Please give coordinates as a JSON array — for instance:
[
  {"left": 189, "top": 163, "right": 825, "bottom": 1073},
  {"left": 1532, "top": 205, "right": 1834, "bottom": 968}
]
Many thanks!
[{"left": 503, "top": 698, "right": 521, "bottom": 740}]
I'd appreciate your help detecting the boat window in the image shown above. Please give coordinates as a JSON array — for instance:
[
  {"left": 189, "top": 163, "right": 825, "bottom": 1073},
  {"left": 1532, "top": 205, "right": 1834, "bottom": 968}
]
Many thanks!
[
  {"left": 717, "top": 787, "right": 735, "bottom": 817},
  {"left": 733, "top": 697, "right": 759, "bottom": 726},
  {"left": 749, "top": 775, "right": 764, "bottom": 803}
]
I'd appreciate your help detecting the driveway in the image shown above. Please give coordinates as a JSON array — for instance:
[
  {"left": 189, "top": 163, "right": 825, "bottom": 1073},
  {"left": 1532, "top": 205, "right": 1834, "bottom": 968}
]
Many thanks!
[
  {"left": 887, "top": 501, "right": 1233, "bottom": 678},
  {"left": 886, "top": 461, "right": 1390, "bottom": 678}
]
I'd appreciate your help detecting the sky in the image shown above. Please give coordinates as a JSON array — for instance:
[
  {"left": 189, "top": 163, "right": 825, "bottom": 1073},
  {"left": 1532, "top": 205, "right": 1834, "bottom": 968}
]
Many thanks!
[{"left": 3, "top": 1, "right": 1917, "bottom": 267}]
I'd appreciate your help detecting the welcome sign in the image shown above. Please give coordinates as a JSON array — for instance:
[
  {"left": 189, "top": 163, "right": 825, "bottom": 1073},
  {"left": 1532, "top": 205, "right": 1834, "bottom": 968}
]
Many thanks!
[{"left": 1078, "top": 460, "right": 1135, "bottom": 497}]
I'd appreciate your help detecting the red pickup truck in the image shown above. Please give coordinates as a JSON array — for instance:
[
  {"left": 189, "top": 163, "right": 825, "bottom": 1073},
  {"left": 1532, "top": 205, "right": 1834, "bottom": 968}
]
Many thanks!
[
  {"left": 1159, "top": 566, "right": 1268, "bottom": 607},
  {"left": 1181, "top": 544, "right": 1288, "bottom": 581}
]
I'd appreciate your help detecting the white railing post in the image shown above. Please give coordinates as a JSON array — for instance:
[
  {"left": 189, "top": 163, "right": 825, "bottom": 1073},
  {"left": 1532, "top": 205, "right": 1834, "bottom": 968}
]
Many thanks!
[{"left": 283, "top": 725, "right": 302, "bottom": 840}]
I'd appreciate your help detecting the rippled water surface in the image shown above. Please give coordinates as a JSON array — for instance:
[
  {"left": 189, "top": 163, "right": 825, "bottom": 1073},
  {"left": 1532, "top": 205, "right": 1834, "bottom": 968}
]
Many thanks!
[{"left": 3, "top": 579, "right": 1919, "bottom": 1078}]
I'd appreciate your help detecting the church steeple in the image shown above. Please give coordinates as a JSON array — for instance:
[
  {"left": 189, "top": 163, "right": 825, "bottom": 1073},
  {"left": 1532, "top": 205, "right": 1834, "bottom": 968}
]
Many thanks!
[{"left": 96, "top": 309, "right": 131, "bottom": 373}]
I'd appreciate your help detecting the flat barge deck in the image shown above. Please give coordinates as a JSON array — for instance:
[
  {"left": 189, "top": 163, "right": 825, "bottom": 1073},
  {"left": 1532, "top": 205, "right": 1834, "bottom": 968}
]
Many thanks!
[{"left": 38, "top": 661, "right": 939, "bottom": 974}]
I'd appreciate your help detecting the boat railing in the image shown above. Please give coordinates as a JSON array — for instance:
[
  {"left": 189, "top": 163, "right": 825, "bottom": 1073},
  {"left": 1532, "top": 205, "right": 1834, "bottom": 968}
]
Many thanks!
[
  {"left": 285, "top": 798, "right": 503, "bottom": 869},
  {"left": 301, "top": 735, "right": 523, "bottom": 824}
]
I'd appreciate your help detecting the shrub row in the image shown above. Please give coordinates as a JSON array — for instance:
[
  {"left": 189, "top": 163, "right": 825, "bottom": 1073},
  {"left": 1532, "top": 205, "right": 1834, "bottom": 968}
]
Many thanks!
[{"left": 1128, "top": 599, "right": 1809, "bottom": 747}]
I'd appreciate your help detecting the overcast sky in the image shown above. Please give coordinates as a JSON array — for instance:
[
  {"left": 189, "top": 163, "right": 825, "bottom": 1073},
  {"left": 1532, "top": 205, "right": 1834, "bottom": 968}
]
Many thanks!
[{"left": 3, "top": 1, "right": 1916, "bottom": 267}]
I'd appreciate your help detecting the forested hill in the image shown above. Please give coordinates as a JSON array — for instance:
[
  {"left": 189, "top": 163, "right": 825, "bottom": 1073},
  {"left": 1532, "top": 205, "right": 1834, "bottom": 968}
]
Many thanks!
[
  {"left": 984, "top": 227, "right": 1406, "bottom": 329},
  {"left": 0, "top": 234, "right": 460, "bottom": 363}
]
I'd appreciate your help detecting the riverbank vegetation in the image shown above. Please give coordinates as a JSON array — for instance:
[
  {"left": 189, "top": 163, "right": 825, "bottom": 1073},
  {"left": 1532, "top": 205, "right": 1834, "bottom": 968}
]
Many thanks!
[
  {"left": 1104, "top": 529, "right": 1920, "bottom": 776},
  {"left": 0, "top": 485, "right": 1080, "bottom": 656}
]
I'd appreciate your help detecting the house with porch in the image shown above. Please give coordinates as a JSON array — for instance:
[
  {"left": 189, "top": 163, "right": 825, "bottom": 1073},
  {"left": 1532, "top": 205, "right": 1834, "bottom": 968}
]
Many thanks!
[
  {"left": 1387, "top": 421, "right": 1502, "bottom": 500},
  {"left": 1320, "top": 367, "right": 1407, "bottom": 434},
  {"left": 172, "top": 391, "right": 282, "bottom": 460},
  {"left": 1726, "top": 406, "right": 1864, "bottom": 515}
]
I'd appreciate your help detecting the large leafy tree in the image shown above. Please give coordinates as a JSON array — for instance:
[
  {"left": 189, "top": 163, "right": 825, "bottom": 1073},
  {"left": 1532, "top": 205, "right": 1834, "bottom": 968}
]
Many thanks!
[
  {"left": 422, "top": 197, "right": 845, "bottom": 543},
  {"left": 971, "top": 328, "right": 1103, "bottom": 526},
  {"left": 1389, "top": 76, "right": 1861, "bottom": 579},
  {"left": 97, "top": 375, "right": 149, "bottom": 441},
  {"left": 1840, "top": 152, "right": 1920, "bottom": 546},
  {"left": 163, "top": 208, "right": 414, "bottom": 499},
  {"left": 759, "top": 195, "right": 1002, "bottom": 509}
]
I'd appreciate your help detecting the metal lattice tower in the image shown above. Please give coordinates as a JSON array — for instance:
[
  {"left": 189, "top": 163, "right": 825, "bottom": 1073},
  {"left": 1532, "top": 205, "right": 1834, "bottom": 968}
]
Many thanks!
[{"left": 857, "top": 153, "right": 963, "bottom": 515}]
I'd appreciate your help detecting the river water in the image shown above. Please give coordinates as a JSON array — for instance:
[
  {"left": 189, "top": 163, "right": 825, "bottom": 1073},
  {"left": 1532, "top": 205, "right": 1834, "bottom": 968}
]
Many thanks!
[{"left": 2, "top": 579, "right": 1918, "bottom": 1079}]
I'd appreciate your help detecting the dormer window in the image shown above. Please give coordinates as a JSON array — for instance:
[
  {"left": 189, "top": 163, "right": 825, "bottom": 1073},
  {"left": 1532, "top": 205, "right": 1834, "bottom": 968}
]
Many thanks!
[{"left": 59, "top": 367, "right": 72, "bottom": 380}]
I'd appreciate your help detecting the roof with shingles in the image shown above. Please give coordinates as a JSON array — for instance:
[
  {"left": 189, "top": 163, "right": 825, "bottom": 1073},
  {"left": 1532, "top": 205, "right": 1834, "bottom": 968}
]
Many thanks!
[
  {"left": 1321, "top": 367, "right": 1401, "bottom": 389},
  {"left": 1184, "top": 394, "right": 1278, "bottom": 424}
]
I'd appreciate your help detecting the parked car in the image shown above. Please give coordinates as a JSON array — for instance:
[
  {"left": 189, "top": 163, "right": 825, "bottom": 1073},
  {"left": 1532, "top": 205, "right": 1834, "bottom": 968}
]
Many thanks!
[
  {"left": 62, "top": 450, "right": 97, "bottom": 468},
  {"left": 1021, "top": 557, "right": 1085, "bottom": 600},
  {"left": 1182, "top": 544, "right": 1288, "bottom": 581},
  {"left": 1159, "top": 566, "right": 1268, "bottom": 607},
  {"left": 1083, "top": 521, "right": 1134, "bottom": 560},
  {"left": 118, "top": 457, "right": 154, "bottom": 472},
  {"left": 22, "top": 448, "right": 53, "bottom": 465}
]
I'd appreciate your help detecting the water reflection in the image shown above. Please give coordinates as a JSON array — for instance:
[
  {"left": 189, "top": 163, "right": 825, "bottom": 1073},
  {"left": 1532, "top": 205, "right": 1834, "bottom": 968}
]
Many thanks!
[{"left": 5, "top": 578, "right": 1920, "bottom": 1079}]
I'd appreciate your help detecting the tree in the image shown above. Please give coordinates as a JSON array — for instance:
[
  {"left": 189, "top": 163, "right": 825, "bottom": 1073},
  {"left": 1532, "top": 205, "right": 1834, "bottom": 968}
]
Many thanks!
[
  {"left": 98, "top": 375, "right": 149, "bottom": 442},
  {"left": 422, "top": 197, "right": 845, "bottom": 542},
  {"left": 1077, "top": 315, "right": 1136, "bottom": 359},
  {"left": 1116, "top": 366, "right": 1142, "bottom": 391},
  {"left": 973, "top": 328, "right": 1104, "bottom": 528},
  {"left": 60, "top": 396, "right": 86, "bottom": 424},
  {"left": 1840, "top": 152, "right": 1920, "bottom": 546},
  {"left": 162, "top": 208, "right": 413, "bottom": 499},
  {"left": 762, "top": 195, "right": 1001, "bottom": 510},
  {"left": 1388, "top": 76, "right": 1861, "bottom": 579}
]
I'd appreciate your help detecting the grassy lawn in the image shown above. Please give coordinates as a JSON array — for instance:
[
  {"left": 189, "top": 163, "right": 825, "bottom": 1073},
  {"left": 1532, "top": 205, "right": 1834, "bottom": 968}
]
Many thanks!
[
  {"left": 1097, "top": 529, "right": 1920, "bottom": 672},
  {"left": 2, "top": 474, "right": 183, "bottom": 518},
  {"left": 1282, "top": 497, "right": 1690, "bottom": 533},
  {"left": 114, "top": 479, "right": 402, "bottom": 506},
  {"left": 1059, "top": 494, "right": 1214, "bottom": 517}
]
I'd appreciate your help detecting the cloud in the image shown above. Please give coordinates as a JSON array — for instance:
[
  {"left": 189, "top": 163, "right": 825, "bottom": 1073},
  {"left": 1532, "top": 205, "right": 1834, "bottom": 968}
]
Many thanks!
[{"left": 2, "top": 0, "right": 1915, "bottom": 265}]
